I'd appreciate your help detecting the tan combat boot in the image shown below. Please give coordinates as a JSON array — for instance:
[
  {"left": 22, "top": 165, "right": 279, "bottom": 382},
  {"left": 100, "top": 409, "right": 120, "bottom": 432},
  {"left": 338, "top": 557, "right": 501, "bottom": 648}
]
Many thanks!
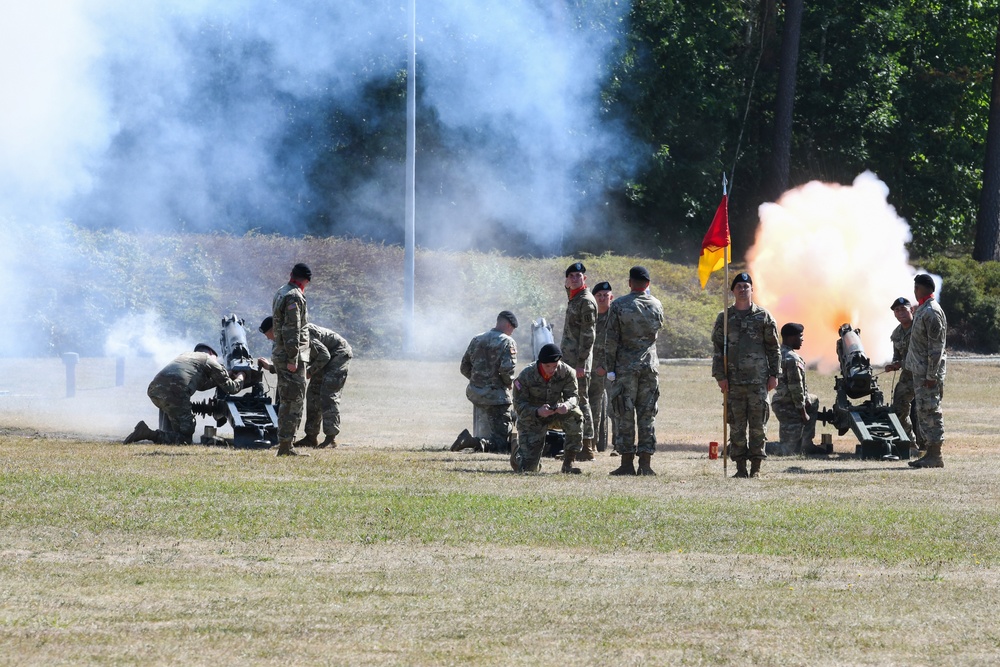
[
  {"left": 637, "top": 452, "right": 656, "bottom": 476},
  {"left": 749, "top": 459, "right": 762, "bottom": 478},
  {"left": 317, "top": 435, "right": 337, "bottom": 449},
  {"left": 577, "top": 438, "right": 595, "bottom": 461},
  {"left": 732, "top": 460, "right": 749, "bottom": 478},
  {"left": 276, "top": 440, "right": 309, "bottom": 457},
  {"left": 561, "top": 449, "right": 582, "bottom": 474},
  {"left": 908, "top": 443, "right": 944, "bottom": 468},
  {"left": 609, "top": 453, "right": 636, "bottom": 476},
  {"left": 294, "top": 433, "right": 319, "bottom": 448}
]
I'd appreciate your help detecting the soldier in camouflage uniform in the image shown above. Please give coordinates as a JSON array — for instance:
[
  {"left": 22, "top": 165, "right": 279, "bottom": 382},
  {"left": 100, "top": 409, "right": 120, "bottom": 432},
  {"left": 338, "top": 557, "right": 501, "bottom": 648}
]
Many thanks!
[
  {"left": 770, "top": 323, "right": 819, "bottom": 456},
  {"left": 259, "top": 316, "right": 352, "bottom": 450},
  {"left": 511, "top": 343, "right": 583, "bottom": 474},
  {"left": 452, "top": 311, "right": 518, "bottom": 454},
  {"left": 123, "top": 344, "right": 245, "bottom": 444},
  {"left": 561, "top": 261, "right": 598, "bottom": 463},
  {"left": 605, "top": 266, "right": 664, "bottom": 476},
  {"left": 270, "top": 263, "right": 312, "bottom": 456},
  {"left": 712, "top": 273, "right": 780, "bottom": 478},
  {"left": 905, "top": 274, "right": 948, "bottom": 468},
  {"left": 883, "top": 296, "right": 924, "bottom": 451},
  {"left": 589, "top": 281, "right": 615, "bottom": 454}
]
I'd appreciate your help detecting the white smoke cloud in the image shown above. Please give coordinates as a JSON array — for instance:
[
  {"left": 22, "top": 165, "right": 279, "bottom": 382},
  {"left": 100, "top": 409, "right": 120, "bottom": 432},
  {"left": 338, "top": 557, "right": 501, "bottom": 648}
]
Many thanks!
[{"left": 748, "top": 172, "right": 917, "bottom": 372}]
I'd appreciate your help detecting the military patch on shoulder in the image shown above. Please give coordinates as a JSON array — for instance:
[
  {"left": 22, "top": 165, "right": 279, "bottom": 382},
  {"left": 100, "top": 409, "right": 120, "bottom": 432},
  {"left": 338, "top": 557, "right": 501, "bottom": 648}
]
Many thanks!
[
  {"left": 287, "top": 303, "right": 297, "bottom": 310},
  {"left": 510, "top": 343, "right": 517, "bottom": 353},
  {"left": 796, "top": 360, "right": 805, "bottom": 371},
  {"left": 514, "top": 380, "right": 521, "bottom": 390}
]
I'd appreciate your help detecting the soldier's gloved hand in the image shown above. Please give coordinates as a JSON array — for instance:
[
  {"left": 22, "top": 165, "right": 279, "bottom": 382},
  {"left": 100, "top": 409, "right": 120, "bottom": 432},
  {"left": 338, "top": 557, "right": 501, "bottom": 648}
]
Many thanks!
[{"left": 606, "top": 372, "right": 616, "bottom": 382}]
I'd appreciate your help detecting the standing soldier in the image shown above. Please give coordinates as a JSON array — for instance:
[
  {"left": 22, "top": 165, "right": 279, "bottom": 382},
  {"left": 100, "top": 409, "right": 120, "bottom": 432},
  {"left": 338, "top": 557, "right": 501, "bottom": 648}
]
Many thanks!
[
  {"left": 770, "top": 323, "right": 820, "bottom": 456},
  {"left": 605, "top": 266, "right": 664, "bottom": 476},
  {"left": 561, "top": 261, "right": 598, "bottom": 464},
  {"left": 271, "top": 262, "right": 312, "bottom": 457},
  {"left": 257, "top": 316, "right": 352, "bottom": 450},
  {"left": 883, "top": 297, "right": 924, "bottom": 452},
  {"left": 905, "top": 274, "right": 948, "bottom": 468},
  {"left": 589, "top": 281, "right": 615, "bottom": 454},
  {"left": 712, "top": 272, "right": 780, "bottom": 478},
  {"left": 452, "top": 311, "right": 519, "bottom": 454},
  {"left": 123, "top": 344, "right": 245, "bottom": 444},
  {"left": 512, "top": 343, "right": 583, "bottom": 474}
]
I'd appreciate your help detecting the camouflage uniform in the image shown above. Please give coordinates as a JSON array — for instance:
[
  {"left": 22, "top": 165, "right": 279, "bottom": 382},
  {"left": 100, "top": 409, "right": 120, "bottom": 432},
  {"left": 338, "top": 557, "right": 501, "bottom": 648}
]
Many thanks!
[
  {"left": 562, "top": 287, "right": 598, "bottom": 442},
  {"left": 303, "top": 324, "right": 353, "bottom": 440},
  {"left": 460, "top": 327, "right": 518, "bottom": 453},
  {"left": 904, "top": 296, "right": 947, "bottom": 446},
  {"left": 770, "top": 344, "right": 818, "bottom": 455},
  {"left": 272, "top": 281, "right": 309, "bottom": 442},
  {"left": 512, "top": 361, "right": 582, "bottom": 472},
  {"left": 605, "top": 290, "right": 664, "bottom": 455},
  {"left": 889, "top": 322, "right": 924, "bottom": 448},
  {"left": 712, "top": 304, "right": 780, "bottom": 462},
  {"left": 146, "top": 351, "right": 244, "bottom": 443},
  {"left": 588, "top": 308, "right": 614, "bottom": 452}
]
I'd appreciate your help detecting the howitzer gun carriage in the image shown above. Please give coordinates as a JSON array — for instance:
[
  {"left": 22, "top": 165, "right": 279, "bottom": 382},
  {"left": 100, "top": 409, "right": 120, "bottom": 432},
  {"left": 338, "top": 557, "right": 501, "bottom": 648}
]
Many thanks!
[
  {"left": 818, "top": 323, "right": 911, "bottom": 460},
  {"left": 191, "top": 314, "right": 278, "bottom": 448}
]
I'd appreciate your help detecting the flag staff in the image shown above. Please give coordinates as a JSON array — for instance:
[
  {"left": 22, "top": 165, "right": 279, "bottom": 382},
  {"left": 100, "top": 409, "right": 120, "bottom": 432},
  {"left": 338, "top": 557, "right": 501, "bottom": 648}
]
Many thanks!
[{"left": 720, "top": 175, "right": 730, "bottom": 478}]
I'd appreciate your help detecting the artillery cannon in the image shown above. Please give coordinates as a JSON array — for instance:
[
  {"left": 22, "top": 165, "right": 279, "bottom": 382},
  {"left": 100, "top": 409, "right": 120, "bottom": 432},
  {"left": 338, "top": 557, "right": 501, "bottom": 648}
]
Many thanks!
[
  {"left": 191, "top": 314, "right": 278, "bottom": 449},
  {"left": 817, "top": 323, "right": 910, "bottom": 460}
]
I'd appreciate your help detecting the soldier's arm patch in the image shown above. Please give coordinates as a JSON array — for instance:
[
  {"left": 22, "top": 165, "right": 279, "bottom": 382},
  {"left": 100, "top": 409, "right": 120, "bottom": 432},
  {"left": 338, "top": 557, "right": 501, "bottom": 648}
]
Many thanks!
[
  {"left": 287, "top": 303, "right": 297, "bottom": 310},
  {"left": 514, "top": 380, "right": 522, "bottom": 391},
  {"left": 796, "top": 361, "right": 805, "bottom": 371}
]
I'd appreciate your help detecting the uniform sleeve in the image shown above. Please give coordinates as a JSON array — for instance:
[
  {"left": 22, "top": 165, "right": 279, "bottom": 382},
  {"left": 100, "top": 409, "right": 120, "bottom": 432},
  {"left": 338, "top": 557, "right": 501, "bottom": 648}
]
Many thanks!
[
  {"left": 498, "top": 339, "right": 516, "bottom": 388},
  {"left": 711, "top": 311, "right": 726, "bottom": 380},
  {"left": 309, "top": 338, "right": 331, "bottom": 376},
  {"left": 513, "top": 370, "right": 533, "bottom": 421},
  {"left": 786, "top": 356, "right": 806, "bottom": 407},
  {"left": 329, "top": 334, "right": 353, "bottom": 368},
  {"left": 924, "top": 309, "right": 947, "bottom": 380},
  {"left": 558, "top": 367, "right": 579, "bottom": 408},
  {"left": 460, "top": 338, "right": 475, "bottom": 379},
  {"left": 208, "top": 357, "right": 244, "bottom": 395},
  {"left": 576, "top": 299, "right": 597, "bottom": 368},
  {"left": 281, "top": 293, "right": 308, "bottom": 365},
  {"left": 605, "top": 303, "right": 621, "bottom": 373},
  {"left": 764, "top": 314, "right": 781, "bottom": 378}
]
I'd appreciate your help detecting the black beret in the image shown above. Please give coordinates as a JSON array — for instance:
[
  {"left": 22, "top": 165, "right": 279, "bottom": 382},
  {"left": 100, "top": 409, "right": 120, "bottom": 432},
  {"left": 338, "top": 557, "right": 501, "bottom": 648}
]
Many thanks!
[
  {"left": 498, "top": 310, "right": 518, "bottom": 328},
  {"left": 890, "top": 296, "right": 911, "bottom": 310},
  {"left": 291, "top": 263, "right": 312, "bottom": 280},
  {"left": 538, "top": 343, "right": 562, "bottom": 363},
  {"left": 592, "top": 281, "right": 612, "bottom": 294},
  {"left": 780, "top": 322, "right": 804, "bottom": 338},
  {"left": 565, "top": 262, "right": 586, "bottom": 276},
  {"left": 914, "top": 273, "right": 935, "bottom": 290},
  {"left": 731, "top": 272, "right": 752, "bottom": 290},
  {"left": 194, "top": 343, "right": 218, "bottom": 356},
  {"left": 629, "top": 266, "right": 651, "bottom": 282},
  {"left": 259, "top": 316, "right": 274, "bottom": 333}
]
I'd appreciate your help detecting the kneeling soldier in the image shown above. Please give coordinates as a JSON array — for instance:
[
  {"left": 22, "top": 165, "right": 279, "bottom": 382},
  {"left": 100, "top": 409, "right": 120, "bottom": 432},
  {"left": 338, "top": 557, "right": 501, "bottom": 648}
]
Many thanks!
[
  {"left": 511, "top": 343, "right": 584, "bottom": 474},
  {"left": 771, "top": 323, "right": 820, "bottom": 455}
]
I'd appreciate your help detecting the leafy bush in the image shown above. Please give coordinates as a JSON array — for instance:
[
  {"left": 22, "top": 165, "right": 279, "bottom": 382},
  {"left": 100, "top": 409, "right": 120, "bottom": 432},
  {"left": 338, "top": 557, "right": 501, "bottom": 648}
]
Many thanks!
[{"left": 924, "top": 257, "right": 1000, "bottom": 353}]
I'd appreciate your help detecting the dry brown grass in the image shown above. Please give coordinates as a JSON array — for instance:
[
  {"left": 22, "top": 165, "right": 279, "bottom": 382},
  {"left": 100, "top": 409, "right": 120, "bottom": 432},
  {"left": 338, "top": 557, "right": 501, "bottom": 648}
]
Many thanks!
[{"left": 1, "top": 358, "right": 999, "bottom": 665}]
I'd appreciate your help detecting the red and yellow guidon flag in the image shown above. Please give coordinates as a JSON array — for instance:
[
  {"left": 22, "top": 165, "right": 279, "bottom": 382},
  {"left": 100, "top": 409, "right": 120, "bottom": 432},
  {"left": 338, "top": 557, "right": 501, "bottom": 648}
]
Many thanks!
[{"left": 697, "top": 195, "right": 730, "bottom": 289}]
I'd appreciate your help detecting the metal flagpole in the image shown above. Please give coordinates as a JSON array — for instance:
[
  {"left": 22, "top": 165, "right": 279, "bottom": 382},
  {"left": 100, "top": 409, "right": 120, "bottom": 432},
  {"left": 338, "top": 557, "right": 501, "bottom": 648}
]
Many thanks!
[{"left": 721, "top": 174, "right": 730, "bottom": 478}]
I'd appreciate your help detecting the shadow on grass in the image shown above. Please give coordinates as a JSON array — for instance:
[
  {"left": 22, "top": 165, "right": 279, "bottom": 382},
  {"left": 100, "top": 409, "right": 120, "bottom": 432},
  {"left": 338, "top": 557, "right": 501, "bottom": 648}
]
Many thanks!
[{"left": 782, "top": 464, "right": 914, "bottom": 475}]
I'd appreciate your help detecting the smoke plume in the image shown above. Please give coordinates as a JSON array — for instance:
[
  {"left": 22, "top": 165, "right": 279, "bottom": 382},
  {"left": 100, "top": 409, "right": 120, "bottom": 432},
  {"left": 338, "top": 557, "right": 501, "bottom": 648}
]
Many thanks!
[{"left": 748, "top": 172, "right": 919, "bottom": 372}]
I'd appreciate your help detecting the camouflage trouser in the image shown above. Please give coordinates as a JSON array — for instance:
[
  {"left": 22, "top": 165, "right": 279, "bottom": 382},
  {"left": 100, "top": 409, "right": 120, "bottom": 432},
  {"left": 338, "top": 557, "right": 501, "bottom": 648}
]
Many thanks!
[
  {"left": 727, "top": 383, "right": 770, "bottom": 462},
  {"left": 276, "top": 363, "right": 307, "bottom": 442},
  {"left": 472, "top": 403, "right": 514, "bottom": 453},
  {"left": 770, "top": 394, "right": 818, "bottom": 455},
  {"left": 891, "top": 372, "right": 925, "bottom": 448},
  {"left": 613, "top": 366, "right": 659, "bottom": 455},
  {"left": 146, "top": 380, "right": 195, "bottom": 444},
  {"left": 577, "top": 374, "right": 594, "bottom": 440},
  {"left": 304, "top": 361, "right": 349, "bottom": 437},
  {"left": 588, "top": 372, "right": 614, "bottom": 452},
  {"left": 513, "top": 408, "right": 583, "bottom": 472},
  {"left": 914, "top": 381, "right": 944, "bottom": 446}
]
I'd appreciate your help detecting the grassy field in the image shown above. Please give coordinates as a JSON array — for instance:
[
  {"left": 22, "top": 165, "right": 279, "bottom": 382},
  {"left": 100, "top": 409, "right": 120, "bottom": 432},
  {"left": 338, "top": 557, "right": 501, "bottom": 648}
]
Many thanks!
[{"left": 2, "top": 359, "right": 1000, "bottom": 665}]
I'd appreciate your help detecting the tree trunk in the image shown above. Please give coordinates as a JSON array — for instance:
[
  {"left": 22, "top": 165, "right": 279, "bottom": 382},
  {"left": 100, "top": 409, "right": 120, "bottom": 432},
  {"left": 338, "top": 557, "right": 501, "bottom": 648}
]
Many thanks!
[
  {"left": 974, "top": 15, "right": 1000, "bottom": 262},
  {"left": 767, "top": 0, "right": 803, "bottom": 202}
]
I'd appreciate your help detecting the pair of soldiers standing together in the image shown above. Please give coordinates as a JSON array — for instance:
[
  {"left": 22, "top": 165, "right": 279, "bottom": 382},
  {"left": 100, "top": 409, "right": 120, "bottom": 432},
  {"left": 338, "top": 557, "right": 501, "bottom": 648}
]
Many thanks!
[{"left": 456, "top": 263, "right": 665, "bottom": 476}]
